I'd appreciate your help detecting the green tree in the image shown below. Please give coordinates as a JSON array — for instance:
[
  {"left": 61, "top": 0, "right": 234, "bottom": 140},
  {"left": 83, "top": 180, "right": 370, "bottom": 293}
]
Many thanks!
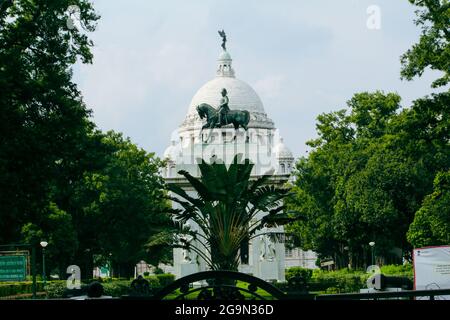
[
  {"left": 287, "top": 0, "right": 450, "bottom": 268},
  {"left": 68, "top": 132, "right": 171, "bottom": 279},
  {"left": 400, "top": 0, "right": 450, "bottom": 88},
  {"left": 407, "top": 170, "right": 450, "bottom": 247},
  {"left": 21, "top": 202, "right": 79, "bottom": 277},
  {"left": 287, "top": 89, "right": 449, "bottom": 267},
  {"left": 0, "top": 1, "right": 174, "bottom": 279},
  {"left": 0, "top": 0, "right": 99, "bottom": 244},
  {"left": 287, "top": 92, "right": 425, "bottom": 268}
]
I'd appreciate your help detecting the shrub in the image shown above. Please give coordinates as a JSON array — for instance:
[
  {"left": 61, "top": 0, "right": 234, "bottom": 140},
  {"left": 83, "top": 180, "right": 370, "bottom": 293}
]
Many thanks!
[
  {"left": 100, "top": 277, "right": 119, "bottom": 283},
  {"left": 0, "top": 281, "right": 46, "bottom": 298},
  {"left": 304, "top": 266, "right": 414, "bottom": 294},
  {"left": 308, "top": 270, "right": 368, "bottom": 293},
  {"left": 285, "top": 267, "right": 313, "bottom": 292},
  {"left": 380, "top": 264, "right": 413, "bottom": 276},
  {"left": 156, "top": 274, "right": 175, "bottom": 288},
  {"left": 143, "top": 275, "right": 160, "bottom": 288},
  {"left": 46, "top": 281, "right": 67, "bottom": 299},
  {"left": 154, "top": 267, "right": 164, "bottom": 275},
  {"left": 102, "top": 281, "right": 131, "bottom": 297},
  {"left": 324, "top": 287, "right": 340, "bottom": 294},
  {"left": 0, "top": 284, "right": 14, "bottom": 297},
  {"left": 286, "top": 267, "right": 313, "bottom": 282}
]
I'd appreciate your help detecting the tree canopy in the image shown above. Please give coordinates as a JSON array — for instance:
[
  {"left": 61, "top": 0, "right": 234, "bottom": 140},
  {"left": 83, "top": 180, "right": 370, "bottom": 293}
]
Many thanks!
[
  {"left": 407, "top": 170, "right": 450, "bottom": 247},
  {"left": 0, "top": 1, "right": 171, "bottom": 278},
  {"left": 287, "top": 0, "right": 449, "bottom": 268},
  {"left": 400, "top": 0, "right": 450, "bottom": 88}
]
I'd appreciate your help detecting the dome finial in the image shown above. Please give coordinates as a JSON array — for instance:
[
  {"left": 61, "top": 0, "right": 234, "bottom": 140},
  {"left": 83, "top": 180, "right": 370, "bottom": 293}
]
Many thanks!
[
  {"left": 218, "top": 29, "right": 226, "bottom": 51},
  {"left": 216, "top": 31, "right": 234, "bottom": 77}
]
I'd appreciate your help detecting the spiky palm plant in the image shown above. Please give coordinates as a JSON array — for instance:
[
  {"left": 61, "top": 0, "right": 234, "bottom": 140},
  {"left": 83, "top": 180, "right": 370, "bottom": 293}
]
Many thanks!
[{"left": 165, "top": 154, "right": 300, "bottom": 271}]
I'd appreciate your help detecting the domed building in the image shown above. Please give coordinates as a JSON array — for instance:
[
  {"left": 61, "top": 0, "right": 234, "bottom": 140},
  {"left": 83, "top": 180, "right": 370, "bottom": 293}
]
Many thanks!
[
  {"left": 162, "top": 38, "right": 298, "bottom": 281},
  {"left": 164, "top": 43, "right": 292, "bottom": 178}
]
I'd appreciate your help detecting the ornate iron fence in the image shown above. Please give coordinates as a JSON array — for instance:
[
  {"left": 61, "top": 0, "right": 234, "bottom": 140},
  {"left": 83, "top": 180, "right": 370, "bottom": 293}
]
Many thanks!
[
  {"left": 148, "top": 270, "right": 450, "bottom": 300},
  {"left": 151, "top": 271, "right": 286, "bottom": 300}
]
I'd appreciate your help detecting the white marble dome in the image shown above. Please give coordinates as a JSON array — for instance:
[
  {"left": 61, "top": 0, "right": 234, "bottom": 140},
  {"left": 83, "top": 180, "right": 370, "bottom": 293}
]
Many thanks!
[
  {"left": 275, "top": 138, "right": 294, "bottom": 159},
  {"left": 187, "top": 77, "right": 266, "bottom": 116},
  {"left": 218, "top": 50, "right": 232, "bottom": 61},
  {"left": 163, "top": 140, "right": 181, "bottom": 160},
  {"left": 180, "top": 49, "right": 274, "bottom": 131}
]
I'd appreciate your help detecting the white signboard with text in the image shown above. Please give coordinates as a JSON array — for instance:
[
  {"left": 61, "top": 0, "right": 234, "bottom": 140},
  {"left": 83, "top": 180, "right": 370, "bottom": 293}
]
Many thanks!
[{"left": 413, "top": 245, "right": 450, "bottom": 300}]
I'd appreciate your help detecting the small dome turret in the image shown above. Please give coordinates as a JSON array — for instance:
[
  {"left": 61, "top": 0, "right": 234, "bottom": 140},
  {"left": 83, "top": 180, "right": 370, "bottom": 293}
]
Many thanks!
[
  {"left": 275, "top": 138, "right": 294, "bottom": 175},
  {"left": 163, "top": 140, "right": 180, "bottom": 161},
  {"left": 275, "top": 138, "right": 294, "bottom": 159}
]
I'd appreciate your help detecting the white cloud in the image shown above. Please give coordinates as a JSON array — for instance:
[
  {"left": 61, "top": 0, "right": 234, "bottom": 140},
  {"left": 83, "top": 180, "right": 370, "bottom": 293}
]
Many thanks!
[
  {"left": 72, "top": 0, "right": 444, "bottom": 158},
  {"left": 254, "top": 75, "right": 284, "bottom": 100}
]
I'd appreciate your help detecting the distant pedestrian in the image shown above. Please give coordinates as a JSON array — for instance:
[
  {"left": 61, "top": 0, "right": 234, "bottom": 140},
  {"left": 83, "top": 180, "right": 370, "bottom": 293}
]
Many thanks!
[
  {"left": 131, "top": 275, "right": 151, "bottom": 296},
  {"left": 70, "top": 281, "right": 112, "bottom": 300}
]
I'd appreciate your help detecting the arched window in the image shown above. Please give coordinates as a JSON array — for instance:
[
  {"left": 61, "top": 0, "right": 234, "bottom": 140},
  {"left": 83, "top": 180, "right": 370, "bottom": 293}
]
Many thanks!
[{"left": 280, "top": 164, "right": 285, "bottom": 174}]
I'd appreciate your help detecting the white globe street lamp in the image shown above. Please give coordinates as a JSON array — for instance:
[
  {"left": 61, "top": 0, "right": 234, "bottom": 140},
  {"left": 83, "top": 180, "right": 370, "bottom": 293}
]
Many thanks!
[
  {"left": 40, "top": 241, "right": 48, "bottom": 289},
  {"left": 369, "top": 242, "right": 375, "bottom": 266}
]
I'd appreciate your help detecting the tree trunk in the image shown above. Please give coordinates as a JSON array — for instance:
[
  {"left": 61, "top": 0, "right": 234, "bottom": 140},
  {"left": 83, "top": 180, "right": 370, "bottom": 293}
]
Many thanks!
[
  {"left": 117, "top": 261, "right": 135, "bottom": 279},
  {"left": 82, "top": 255, "right": 93, "bottom": 280}
]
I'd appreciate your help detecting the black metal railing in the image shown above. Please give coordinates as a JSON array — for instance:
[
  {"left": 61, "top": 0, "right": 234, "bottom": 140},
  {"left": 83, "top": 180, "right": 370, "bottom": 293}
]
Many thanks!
[
  {"left": 151, "top": 270, "right": 286, "bottom": 300},
  {"left": 314, "top": 288, "right": 450, "bottom": 300},
  {"left": 57, "top": 270, "right": 450, "bottom": 301},
  {"left": 147, "top": 271, "right": 450, "bottom": 301}
]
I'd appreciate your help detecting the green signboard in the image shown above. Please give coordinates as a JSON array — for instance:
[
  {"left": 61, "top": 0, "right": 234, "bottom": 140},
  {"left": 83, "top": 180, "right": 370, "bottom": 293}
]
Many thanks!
[{"left": 0, "top": 255, "right": 27, "bottom": 281}]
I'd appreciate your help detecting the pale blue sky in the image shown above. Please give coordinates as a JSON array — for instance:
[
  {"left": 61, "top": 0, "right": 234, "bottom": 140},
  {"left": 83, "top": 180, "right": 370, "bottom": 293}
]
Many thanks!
[{"left": 74, "top": 0, "right": 445, "bottom": 158}]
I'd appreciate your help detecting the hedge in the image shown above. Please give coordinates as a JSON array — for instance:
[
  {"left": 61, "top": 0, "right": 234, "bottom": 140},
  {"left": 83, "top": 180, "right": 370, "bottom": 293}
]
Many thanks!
[
  {"left": 155, "top": 274, "right": 175, "bottom": 287},
  {"left": 2, "top": 266, "right": 412, "bottom": 297},
  {"left": 278, "top": 265, "right": 414, "bottom": 294},
  {"left": 0, "top": 273, "right": 176, "bottom": 299},
  {"left": 0, "top": 282, "right": 40, "bottom": 297},
  {"left": 0, "top": 281, "right": 50, "bottom": 298},
  {"left": 285, "top": 267, "right": 313, "bottom": 283}
]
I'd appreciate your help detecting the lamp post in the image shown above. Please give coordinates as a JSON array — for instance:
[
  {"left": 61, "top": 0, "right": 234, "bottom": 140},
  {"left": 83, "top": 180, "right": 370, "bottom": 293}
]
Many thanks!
[
  {"left": 109, "top": 253, "right": 113, "bottom": 278},
  {"left": 343, "top": 246, "right": 350, "bottom": 269},
  {"left": 369, "top": 241, "right": 375, "bottom": 266},
  {"left": 40, "top": 241, "right": 48, "bottom": 289},
  {"left": 84, "top": 248, "right": 91, "bottom": 280}
]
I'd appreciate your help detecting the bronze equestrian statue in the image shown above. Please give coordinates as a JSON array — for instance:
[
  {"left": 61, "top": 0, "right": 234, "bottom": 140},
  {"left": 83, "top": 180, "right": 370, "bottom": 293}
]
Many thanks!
[
  {"left": 196, "top": 95, "right": 250, "bottom": 131},
  {"left": 196, "top": 88, "right": 250, "bottom": 143}
]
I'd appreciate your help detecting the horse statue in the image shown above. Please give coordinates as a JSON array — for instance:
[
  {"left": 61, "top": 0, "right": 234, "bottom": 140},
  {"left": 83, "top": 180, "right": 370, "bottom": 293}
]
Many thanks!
[
  {"left": 196, "top": 103, "right": 250, "bottom": 143},
  {"left": 197, "top": 103, "right": 250, "bottom": 141},
  {"left": 197, "top": 103, "right": 250, "bottom": 130}
]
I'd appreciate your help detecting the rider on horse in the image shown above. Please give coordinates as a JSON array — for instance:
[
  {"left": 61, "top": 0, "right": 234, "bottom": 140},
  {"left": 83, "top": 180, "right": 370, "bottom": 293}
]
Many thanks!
[{"left": 216, "top": 88, "right": 230, "bottom": 127}]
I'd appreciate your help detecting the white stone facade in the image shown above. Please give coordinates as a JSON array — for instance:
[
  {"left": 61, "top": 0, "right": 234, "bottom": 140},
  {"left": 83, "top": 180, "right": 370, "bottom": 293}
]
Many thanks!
[{"left": 285, "top": 248, "right": 318, "bottom": 270}]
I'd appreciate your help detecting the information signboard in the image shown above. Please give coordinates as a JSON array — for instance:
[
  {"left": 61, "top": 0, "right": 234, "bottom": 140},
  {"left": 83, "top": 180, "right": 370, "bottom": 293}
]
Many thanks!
[
  {"left": 0, "top": 255, "right": 27, "bottom": 281},
  {"left": 413, "top": 245, "right": 450, "bottom": 300}
]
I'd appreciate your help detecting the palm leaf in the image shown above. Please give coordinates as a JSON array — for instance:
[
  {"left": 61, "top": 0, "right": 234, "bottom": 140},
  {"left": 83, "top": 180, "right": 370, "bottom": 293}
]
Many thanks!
[
  {"left": 167, "top": 183, "right": 204, "bottom": 207},
  {"left": 177, "top": 170, "right": 212, "bottom": 200},
  {"left": 165, "top": 154, "right": 293, "bottom": 271}
]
